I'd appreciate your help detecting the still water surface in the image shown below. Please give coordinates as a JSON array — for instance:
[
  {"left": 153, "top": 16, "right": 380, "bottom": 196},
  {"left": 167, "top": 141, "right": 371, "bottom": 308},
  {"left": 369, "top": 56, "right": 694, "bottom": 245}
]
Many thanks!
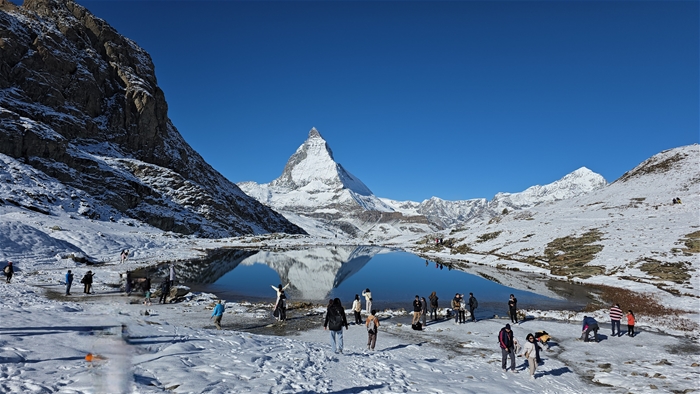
[{"left": 190, "top": 246, "right": 588, "bottom": 315}]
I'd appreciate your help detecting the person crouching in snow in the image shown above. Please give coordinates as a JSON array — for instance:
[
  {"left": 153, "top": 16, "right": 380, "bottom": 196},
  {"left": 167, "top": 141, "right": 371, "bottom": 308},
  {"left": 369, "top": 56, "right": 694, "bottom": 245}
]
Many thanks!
[
  {"left": 581, "top": 316, "right": 599, "bottom": 342},
  {"left": 520, "top": 333, "right": 544, "bottom": 379}
]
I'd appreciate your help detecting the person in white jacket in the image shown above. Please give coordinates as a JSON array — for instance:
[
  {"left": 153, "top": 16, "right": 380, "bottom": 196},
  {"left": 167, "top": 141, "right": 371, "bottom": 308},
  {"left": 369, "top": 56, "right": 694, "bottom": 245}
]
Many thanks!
[
  {"left": 271, "top": 283, "right": 290, "bottom": 321},
  {"left": 361, "top": 288, "right": 372, "bottom": 316},
  {"left": 352, "top": 294, "right": 362, "bottom": 325},
  {"left": 520, "top": 333, "right": 544, "bottom": 379}
]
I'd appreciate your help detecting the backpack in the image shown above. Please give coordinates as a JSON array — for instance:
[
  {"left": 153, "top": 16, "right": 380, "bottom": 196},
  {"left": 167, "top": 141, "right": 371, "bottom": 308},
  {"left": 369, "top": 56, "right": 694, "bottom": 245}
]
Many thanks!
[
  {"left": 367, "top": 317, "right": 377, "bottom": 334},
  {"left": 3, "top": 266, "right": 9, "bottom": 274},
  {"left": 411, "top": 322, "right": 422, "bottom": 331}
]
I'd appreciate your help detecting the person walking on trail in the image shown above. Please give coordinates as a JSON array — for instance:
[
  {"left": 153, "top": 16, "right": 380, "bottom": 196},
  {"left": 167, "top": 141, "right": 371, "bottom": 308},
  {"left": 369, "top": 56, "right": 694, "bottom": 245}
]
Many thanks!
[
  {"left": 499, "top": 324, "right": 517, "bottom": 373},
  {"left": 468, "top": 293, "right": 478, "bottom": 322},
  {"left": 508, "top": 294, "right": 518, "bottom": 324},
  {"left": 610, "top": 303, "right": 623, "bottom": 337},
  {"left": 520, "top": 333, "right": 544, "bottom": 379},
  {"left": 271, "top": 283, "right": 290, "bottom": 322},
  {"left": 3, "top": 262, "right": 13, "bottom": 283},
  {"left": 352, "top": 294, "right": 362, "bottom": 325},
  {"left": 159, "top": 277, "right": 170, "bottom": 304},
  {"left": 80, "top": 270, "right": 93, "bottom": 294},
  {"left": 451, "top": 293, "right": 460, "bottom": 324},
  {"left": 411, "top": 295, "right": 422, "bottom": 326},
  {"left": 362, "top": 288, "right": 372, "bottom": 315},
  {"left": 626, "top": 310, "right": 635, "bottom": 337},
  {"left": 323, "top": 298, "right": 349, "bottom": 354},
  {"left": 581, "top": 316, "right": 599, "bottom": 342},
  {"left": 65, "top": 270, "right": 74, "bottom": 295},
  {"left": 120, "top": 249, "right": 129, "bottom": 264},
  {"left": 429, "top": 291, "right": 439, "bottom": 321},
  {"left": 211, "top": 300, "right": 225, "bottom": 330},
  {"left": 366, "top": 309, "right": 380, "bottom": 351}
]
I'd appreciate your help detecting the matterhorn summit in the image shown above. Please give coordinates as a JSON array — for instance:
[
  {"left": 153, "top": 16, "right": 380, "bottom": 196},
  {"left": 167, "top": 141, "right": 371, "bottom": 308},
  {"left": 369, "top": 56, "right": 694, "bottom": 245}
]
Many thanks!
[
  {"left": 270, "top": 128, "right": 373, "bottom": 197},
  {"left": 240, "top": 128, "right": 393, "bottom": 213},
  {"left": 238, "top": 129, "right": 433, "bottom": 239}
]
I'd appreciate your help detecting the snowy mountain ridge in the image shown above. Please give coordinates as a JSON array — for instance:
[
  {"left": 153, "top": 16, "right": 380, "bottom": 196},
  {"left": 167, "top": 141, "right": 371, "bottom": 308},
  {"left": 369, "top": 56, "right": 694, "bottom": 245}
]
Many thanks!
[
  {"left": 239, "top": 128, "right": 607, "bottom": 238},
  {"left": 0, "top": 0, "right": 303, "bottom": 237}
]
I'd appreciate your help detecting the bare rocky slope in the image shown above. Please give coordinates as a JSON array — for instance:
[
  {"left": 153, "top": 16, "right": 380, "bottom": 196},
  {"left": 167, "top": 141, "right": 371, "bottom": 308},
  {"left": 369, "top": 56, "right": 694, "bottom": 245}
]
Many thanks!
[{"left": 0, "top": 0, "right": 303, "bottom": 237}]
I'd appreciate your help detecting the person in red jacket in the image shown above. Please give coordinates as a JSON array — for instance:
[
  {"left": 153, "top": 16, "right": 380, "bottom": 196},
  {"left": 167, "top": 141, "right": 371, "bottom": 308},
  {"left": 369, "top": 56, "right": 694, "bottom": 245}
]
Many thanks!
[{"left": 626, "top": 310, "right": 635, "bottom": 337}]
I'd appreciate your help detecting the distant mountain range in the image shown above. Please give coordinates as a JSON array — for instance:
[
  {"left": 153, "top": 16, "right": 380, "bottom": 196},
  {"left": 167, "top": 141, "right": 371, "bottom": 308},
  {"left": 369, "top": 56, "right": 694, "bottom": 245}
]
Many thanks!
[
  {"left": 0, "top": 0, "right": 303, "bottom": 237},
  {"left": 239, "top": 128, "right": 607, "bottom": 240}
]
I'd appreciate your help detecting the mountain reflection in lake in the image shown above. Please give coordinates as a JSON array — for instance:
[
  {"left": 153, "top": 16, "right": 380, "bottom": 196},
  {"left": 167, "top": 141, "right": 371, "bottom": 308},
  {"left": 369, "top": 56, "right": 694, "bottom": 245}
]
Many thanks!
[{"left": 189, "top": 246, "right": 588, "bottom": 314}]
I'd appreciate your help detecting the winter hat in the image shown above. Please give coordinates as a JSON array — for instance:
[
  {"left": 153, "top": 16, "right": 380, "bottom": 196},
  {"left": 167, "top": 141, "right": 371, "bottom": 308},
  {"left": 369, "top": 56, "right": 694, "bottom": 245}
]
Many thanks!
[
  {"left": 8, "top": 262, "right": 12, "bottom": 265},
  {"left": 505, "top": 324, "right": 511, "bottom": 330}
]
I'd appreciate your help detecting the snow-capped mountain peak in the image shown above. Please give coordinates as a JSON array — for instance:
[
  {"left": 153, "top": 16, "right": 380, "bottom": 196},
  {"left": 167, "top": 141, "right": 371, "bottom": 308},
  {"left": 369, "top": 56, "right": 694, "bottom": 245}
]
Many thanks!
[{"left": 270, "top": 128, "right": 373, "bottom": 196}]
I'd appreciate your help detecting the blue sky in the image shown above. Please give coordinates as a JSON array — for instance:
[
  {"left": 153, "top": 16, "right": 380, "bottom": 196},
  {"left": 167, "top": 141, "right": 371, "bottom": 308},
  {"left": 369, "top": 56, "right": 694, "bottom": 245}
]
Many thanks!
[{"left": 78, "top": 1, "right": 698, "bottom": 202}]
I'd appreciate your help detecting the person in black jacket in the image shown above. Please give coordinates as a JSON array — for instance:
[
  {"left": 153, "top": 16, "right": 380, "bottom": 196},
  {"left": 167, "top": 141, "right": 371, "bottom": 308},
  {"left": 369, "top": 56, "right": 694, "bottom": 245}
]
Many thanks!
[
  {"left": 429, "top": 291, "right": 439, "bottom": 321},
  {"left": 81, "top": 270, "right": 93, "bottom": 294},
  {"left": 411, "top": 295, "right": 422, "bottom": 326},
  {"left": 159, "top": 277, "right": 171, "bottom": 304},
  {"left": 468, "top": 293, "right": 478, "bottom": 322},
  {"left": 3, "top": 262, "right": 13, "bottom": 283},
  {"left": 508, "top": 294, "right": 518, "bottom": 324},
  {"left": 324, "top": 298, "right": 349, "bottom": 354},
  {"left": 499, "top": 324, "right": 516, "bottom": 372}
]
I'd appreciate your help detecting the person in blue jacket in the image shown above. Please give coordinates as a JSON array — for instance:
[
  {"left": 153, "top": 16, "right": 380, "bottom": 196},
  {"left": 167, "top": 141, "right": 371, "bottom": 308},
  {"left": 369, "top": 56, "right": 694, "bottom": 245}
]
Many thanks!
[
  {"left": 65, "top": 270, "right": 74, "bottom": 295},
  {"left": 211, "top": 300, "right": 225, "bottom": 330},
  {"left": 581, "top": 316, "right": 599, "bottom": 342}
]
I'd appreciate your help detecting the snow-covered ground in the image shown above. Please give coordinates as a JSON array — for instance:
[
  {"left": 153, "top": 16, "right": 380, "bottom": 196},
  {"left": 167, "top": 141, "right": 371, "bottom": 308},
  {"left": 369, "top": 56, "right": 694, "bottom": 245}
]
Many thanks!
[
  {"left": 1, "top": 281, "right": 699, "bottom": 393},
  {"left": 0, "top": 145, "right": 698, "bottom": 392}
]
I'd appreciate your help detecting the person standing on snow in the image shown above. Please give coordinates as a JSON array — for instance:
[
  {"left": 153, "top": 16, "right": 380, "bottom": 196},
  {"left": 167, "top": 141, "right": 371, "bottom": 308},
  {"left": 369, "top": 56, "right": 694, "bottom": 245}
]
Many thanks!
[
  {"left": 65, "top": 270, "right": 74, "bottom": 295},
  {"left": 508, "top": 294, "right": 518, "bottom": 324},
  {"left": 451, "top": 293, "right": 461, "bottom": 324},
  {"left": 352, "top": 294, "right": 362, "bottom": 325},
  {"left": 411, "top": 295, "right": 422, "bottom": 326},
  {"left": 362, "top": 288, "right": 372, "bottom": 316},
  {"left": 610, "top": 303, "right": 623, "bottom": 337},
  {"left": 420, "top": 296, "right": 428, "bottom": 327},
  {"left": 81, "top": 270, "right": 93, "bottom": 294},
  {"left": 3, "top": 262, "right": 13, "bottom": 283},
  {"left": 626, "top": 310, "right": 635, "bottom": 337},
  {"left": 366, "top": 309, "right": 380, "bottom": 351},
  {"left": 499, "top": 324, "right": 517, "bottom": 373},
  {"left": 324, "top": 298, "right": 349, "bottom": 354},
  {"left": 271, "top": 283, "right": 290, "bottom": 322},
  {"left": 520, "top": 333, "right": 544, "bottom": 379},
  {"left": 429, "top": 291, "right": 439, "bottom": 321},
  {"left": 120, "top": 249, "right": 129, "bottom": 264},
  {"left": 468, "top": 293, "right": 478, "bottom": 322},
  {"left": 459, "top": 294, "right": 467, "bottom": 323},
  {"left": 169, "top": 264, "right": 176, "bottom": 285},
  {"left": 159, "top": 277, "right": 170, "bottom": 304},
  {"left": 211, "top": 300, "right": 225, "bottom": 330}
]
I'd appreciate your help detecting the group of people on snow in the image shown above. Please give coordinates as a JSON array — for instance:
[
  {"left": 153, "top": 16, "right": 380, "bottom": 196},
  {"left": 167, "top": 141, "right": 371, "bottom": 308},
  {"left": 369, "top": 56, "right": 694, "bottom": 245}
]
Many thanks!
[{"left": 450, "top": 292, "right": 479, "bottom": 324}]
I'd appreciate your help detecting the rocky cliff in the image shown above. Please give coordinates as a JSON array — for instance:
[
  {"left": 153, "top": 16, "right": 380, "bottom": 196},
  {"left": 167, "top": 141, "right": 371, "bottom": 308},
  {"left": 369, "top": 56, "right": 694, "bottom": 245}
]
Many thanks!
[{"left": 0, "top": 0, "right": 304, "bottom": 237}]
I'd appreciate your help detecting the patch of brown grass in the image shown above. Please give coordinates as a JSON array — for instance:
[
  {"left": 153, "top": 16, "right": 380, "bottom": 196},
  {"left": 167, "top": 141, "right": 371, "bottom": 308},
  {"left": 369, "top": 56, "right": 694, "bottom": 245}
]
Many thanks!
[
  {"left": 543, "top": 229, "right": 605, "bottom": 278},
  {"left": 583, "top": 284, "right": 685, "bottom": 318},
  {"left": 476, "top": 231, "right": 502, "bottom": 243},
  {"left": 681, "top": 230, "right": 700, "bottom": 253}
]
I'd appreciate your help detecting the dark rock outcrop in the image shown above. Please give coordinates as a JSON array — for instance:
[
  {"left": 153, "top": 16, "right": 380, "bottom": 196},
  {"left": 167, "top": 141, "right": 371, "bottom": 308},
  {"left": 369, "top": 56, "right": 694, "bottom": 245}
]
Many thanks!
[{"left": 0, "top": 0, "right": 304, "bottom": 237}]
